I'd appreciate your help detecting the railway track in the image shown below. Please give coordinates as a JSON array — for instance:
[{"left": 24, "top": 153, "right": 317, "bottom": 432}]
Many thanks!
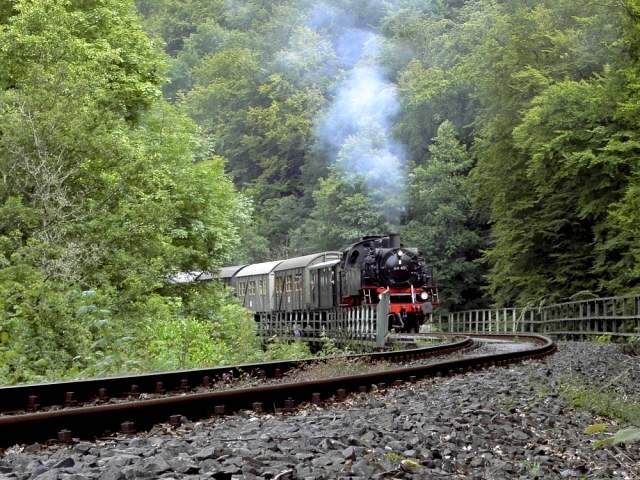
[{"left": 0, "top": 334, "right": 555, "bottom": 449}]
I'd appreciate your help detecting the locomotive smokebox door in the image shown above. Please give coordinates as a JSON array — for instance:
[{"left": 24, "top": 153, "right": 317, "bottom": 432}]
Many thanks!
[{"left": 422, "top": 302, "right": 433, "bottom": 314}]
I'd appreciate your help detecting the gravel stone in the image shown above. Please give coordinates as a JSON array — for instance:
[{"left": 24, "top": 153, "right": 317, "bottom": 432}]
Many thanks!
[
  {"left": 166, "top": 454, "right": 198, "bottom": 474},
  {"left": 1, "top": 341, "right": 639, "bottom": 479},
  {"left": 52, "top": 457, "right": 75, "bottom": 469},
  {"left": 193, "top": 446, "right": 216, "bottom": 461},
  {"left": 34, "top": 470, "right": 60, "bottom": 480},
  {"left": 97, "top": 467, "right": 125, "bottom": 480}
]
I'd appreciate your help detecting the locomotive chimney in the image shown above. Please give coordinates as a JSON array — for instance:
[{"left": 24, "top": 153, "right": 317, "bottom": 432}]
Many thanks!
[{"left": 389, "top": 233, "right": 400, "bottom": 249}]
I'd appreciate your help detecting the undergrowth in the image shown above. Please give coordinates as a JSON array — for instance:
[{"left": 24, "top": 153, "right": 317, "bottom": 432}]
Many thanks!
[
  {"left": 560, "top": 381, "right": 640, "bottom": 426},
  {"left": 558, "top": 376, "right": 640, "bottom": 448}
]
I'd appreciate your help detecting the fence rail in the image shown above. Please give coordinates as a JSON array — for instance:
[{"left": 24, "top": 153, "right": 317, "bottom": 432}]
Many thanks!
[
  {"left": 258, "top": 293, "right": 640, "bottom": 345},
  {"left": 441, "top": 293, "right": 640, "bottom": 338},
  {"left": 257, "top": 292, "right": 390, "bottom": 347}
]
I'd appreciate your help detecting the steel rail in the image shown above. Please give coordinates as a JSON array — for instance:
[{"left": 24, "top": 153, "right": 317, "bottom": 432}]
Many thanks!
[
  {"left": 0, "top": 334, "right": 554, "bottom": 448},
  {"left": 0, "top": 335, "right": 473, "bottom": 448},
  {"left": 0, "top": 336, "right": 470, "bottom": 416}
]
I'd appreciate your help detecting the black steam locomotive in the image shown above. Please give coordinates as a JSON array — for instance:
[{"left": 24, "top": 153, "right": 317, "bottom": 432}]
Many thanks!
[
  {"left": 339, "top": 234, "right": 439, "bottom": 331},
  {"left": 213, "top": 234, "right": 439, "bottom": 332}
]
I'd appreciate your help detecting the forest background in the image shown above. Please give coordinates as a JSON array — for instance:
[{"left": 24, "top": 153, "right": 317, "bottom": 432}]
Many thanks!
[{"left": 0, "top": 0, "right": 638, "bottom": 383}]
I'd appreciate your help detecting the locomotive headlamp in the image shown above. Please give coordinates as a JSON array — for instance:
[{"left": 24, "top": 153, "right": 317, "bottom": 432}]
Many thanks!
[
  {"left": 398, "top": 250, "right": 404, "bottom": 256},
  {"left": 420, "top": 291, "right": 429, "bottom": 300}
]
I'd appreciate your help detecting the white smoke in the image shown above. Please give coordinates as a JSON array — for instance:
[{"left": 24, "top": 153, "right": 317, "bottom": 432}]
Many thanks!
[{"left": 315, "top": 25, "right": 406, "bottom": 223}]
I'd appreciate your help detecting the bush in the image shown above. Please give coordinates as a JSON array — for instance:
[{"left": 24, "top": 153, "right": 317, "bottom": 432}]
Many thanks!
[
  {"left": 0, "top": 280, "right": 264, "bottom": 384},
  {"left": 263, "top": 337, "right": 313, "bottom": 361}
]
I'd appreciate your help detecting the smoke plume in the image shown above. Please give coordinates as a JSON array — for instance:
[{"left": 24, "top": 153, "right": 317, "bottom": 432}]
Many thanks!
[{"left": 311, "top": 4, "right": 406, "bottom": 224}]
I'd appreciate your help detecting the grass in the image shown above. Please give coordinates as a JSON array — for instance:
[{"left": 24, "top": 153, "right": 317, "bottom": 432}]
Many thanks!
[
  {"left": 559, "top": 380, "right": 640, "bottom": 427},
  {"left": 557, "top": 376, "right": 640, "bottom": 450},
  {"left": 383, "top": 451, "right": 405, "bottom": 463},
  {"left": 584, "top": 423, "right": 609, "bottom": 435},
  {"left": 285, "top": 356, "right": 393, "bottom": 382},
  {"left": 526, "top": 367, "right": 640, "bottom": 452},
  {"left": 521, "top": 460, "right": 541, "bottom": 477}
]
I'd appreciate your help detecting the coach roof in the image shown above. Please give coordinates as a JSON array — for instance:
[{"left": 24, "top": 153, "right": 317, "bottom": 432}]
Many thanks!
[
  {"left": 308, "top": 259, "right": 340, "bottom": 270},
  {"left": 274, "top": 252, "right": 341, "bottom": 272},
  {"left": 219, "top": 265, "right": 246, "bottom": 279},
  {"left": 235, "top": 260, "right": 283, "bottom": 277}
]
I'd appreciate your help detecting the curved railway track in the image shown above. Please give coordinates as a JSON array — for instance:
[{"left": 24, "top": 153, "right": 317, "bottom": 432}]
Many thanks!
[{"left": 0, "top": 334, "right": 555, "bottom": 449}]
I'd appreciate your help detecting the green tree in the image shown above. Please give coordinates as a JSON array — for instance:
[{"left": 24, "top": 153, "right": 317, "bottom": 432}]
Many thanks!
[
  {"left": 403, "top": 121, "right": 485, "bottom": 309},
  {"left": 476, "top": 1, "right": 639, "bottom": 304},
  {"left": 183, "top": 52, "right": 326, "bottom": 258},
  {"left": 467, "top": 0, "right": 629, "bottom": 304},
  {"left": 335, "top": 126, "right": 406, "bottom": 229},
  {"left": 135, "top": 0, "right": 640, "bottom": 306},
  {"left": 0, "top": 0, "right": 249, "bottom": 383},
  {"left": 291, "top": 169, "right": 389, "bottom": 253}
]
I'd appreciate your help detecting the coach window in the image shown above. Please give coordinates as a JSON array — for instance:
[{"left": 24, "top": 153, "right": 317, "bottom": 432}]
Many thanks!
[
  {"left": 248, "top": 281, "right": 256, "bottom": 296},
  {"left": 285, "top": 276, "right": 292, "bottom": 292},
  {"left": 294, "top": 273, "right": 302, "bottom": 291},
  {"left": 276, "top": 277, "right": 284, "bottom": 293},
  {"left": 259, "top": 279, "right": 266, "bottom": 295}
]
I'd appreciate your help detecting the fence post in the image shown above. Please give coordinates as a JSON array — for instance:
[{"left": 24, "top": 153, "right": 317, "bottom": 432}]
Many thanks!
[
  {"left": 376, "top": 292, "right": 390, "bottom": 348},
  {"left": 529, "top": 310, "right": 534, "bottom": 333}
]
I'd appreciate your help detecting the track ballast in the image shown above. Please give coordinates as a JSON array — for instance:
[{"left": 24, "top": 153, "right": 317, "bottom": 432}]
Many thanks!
[{"left": 0, "top": 334, "right": 555, "bottom": 449}]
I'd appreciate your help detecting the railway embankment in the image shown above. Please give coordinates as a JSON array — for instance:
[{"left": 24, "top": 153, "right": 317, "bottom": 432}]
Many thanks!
[{"left": 1, "top": 341, "right": 638, "bottom": 479}]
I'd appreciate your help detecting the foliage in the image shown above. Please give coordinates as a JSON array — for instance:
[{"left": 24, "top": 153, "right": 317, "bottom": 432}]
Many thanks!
[
  {"left": 558, "top": 374, "right": 640, "bottom": 452},
  {"left": 399, "top": 459, "right": 421, "bottom": 472},
  {"left": 385, "top": 0, "right": 640, "bottom": 306},
  {"left": 595, "top": 334, "right": 613, "bottom": 344},
  {"left": 560, "top": 381, "right": 640, "bottom": 426},
  {"left": 291, "top": 169, "right": 389, "bottom": 253},
  {"left": 263, "top": 337, "right": 313, "bottom": 361},
  {"left": 137, "top": 0, "right": 399, "bottom": 261},
  {"left": 520, "top": 460, "right": 541, "bottom": 477},
  {"left": 136, "top": 0, "right": 640, "bottom": 310},
  {"left": 594, "top": 427, "right": 640, "bottom": 448},
  {"left": 317, "top": 332, "right": 355, "bottom": 357},
  {"left": 4, "top": 0, "right": 637, "bottom": 386},
  {"left": 181, "top": 48, "right": 327, "bottom": 257},
  {"left": 0, "top": 0, "right": 253, "bottom": 384},
  {"left": 584, "top": 423, "right": 608, "bottom": 435},
  {"left": 402, "top": 121, "right": 486, "bottom": 310},
  {"left": 383, "top": 451, "right": 404, "bottom": 463},
  {"left": 471, "top": 1, "right": 639, "bottom": 305}
]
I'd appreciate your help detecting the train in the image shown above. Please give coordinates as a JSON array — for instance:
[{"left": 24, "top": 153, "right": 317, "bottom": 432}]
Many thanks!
[{"left": 212, "top": 233, "right": 439, "bottom": 332}]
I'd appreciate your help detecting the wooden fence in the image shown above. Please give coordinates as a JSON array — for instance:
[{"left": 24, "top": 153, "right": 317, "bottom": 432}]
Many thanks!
[
  {"left": 440, "top": 293, "right": 640, "bottom": 338},
  {"left": 257, "top": 292, "right": 390, "bottom": 347},
  {"left": 258, "top": 293, "right": 640, "bottom": 345}
]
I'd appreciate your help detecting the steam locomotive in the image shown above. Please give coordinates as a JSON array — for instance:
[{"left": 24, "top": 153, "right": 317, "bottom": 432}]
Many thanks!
[{"left": 216, "top": 234, "right": 439, "bottom": 332}]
